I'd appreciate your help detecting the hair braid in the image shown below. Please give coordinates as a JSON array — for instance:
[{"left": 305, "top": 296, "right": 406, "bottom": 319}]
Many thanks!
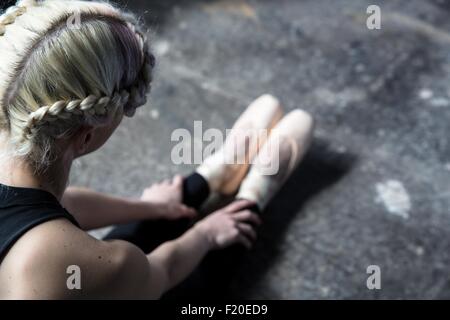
[
  {"left": 21, "top": 90, "right": 128, "bottom": 140},
  {"left": 0, "top": 0, "right": 40, "bottom": 36},
  {"left": 17, "top": 12, "right": 155, "bottom": 145},
  {"left": 0, "top": 0, "right": 155, "bottom": 173}
]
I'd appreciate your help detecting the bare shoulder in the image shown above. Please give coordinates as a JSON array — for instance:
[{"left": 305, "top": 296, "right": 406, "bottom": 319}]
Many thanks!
[{"left": 0, "top": 218, "right": 152, "bottom": 299}]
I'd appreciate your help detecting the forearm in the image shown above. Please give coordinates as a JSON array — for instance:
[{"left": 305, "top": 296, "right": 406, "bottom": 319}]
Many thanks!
[
  {"left": 62, "top": 187, "right": 162, "bottom": 230},
  {"left": 147, "top": 224, "right": 212, "bottom": 293}
]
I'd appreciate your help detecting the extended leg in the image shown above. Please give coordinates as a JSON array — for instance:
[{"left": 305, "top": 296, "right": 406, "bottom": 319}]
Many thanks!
[
  {"left": 236, "top": 109, "right": 314, "bottom": 210},
  {"left": 196, "top": 94, "right": 283, "bottom": 195}
]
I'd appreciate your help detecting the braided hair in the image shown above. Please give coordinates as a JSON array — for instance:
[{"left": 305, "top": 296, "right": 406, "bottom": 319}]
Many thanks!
[{"left": 0, "top": 0, "right": 155, "bottom": 173}]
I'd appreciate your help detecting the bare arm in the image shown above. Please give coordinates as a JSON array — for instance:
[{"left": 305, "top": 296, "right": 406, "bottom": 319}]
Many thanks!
[
  {"left": 62, "top": 187, "right": 163, "bottom": 230},
  {"left": 62, "top": 183, "right": 195, "bottom": 230},
  {"left": 122, "top": 199, "right": 261, "bottom": 297},
  {"left": 11, "top": 200, "right": 259, "bottom": 299},
  {"left": 144, "top": 224, "right": 213, "bottom": 295}
]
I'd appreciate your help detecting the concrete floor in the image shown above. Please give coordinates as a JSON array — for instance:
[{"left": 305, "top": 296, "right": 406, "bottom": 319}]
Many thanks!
[{"left": 71, "top": 0, "right": 450, "bottom": 299}]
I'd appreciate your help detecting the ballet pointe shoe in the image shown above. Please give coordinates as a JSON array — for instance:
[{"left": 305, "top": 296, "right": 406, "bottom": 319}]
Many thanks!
[
  {"left": 236, "top": 109, "right": 314, "bottom": 209},
  {"left": 197, "top": 94, "right": 284, "bottom": 195}
]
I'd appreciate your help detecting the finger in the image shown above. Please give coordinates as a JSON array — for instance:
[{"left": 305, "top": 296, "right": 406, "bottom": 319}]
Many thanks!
[
  {"left": 162, "top": 179, "right": 170, "bottom": 185},
  {"left": 224, "top": 199, "right": 257, "bottom": 213},
  {"left": 233, "top": 210, "right": 262, "bottom": 226},
  {"left": 173, "top": 175, "right": 183, "bottom": 187},
  {"left": 237, "top": 233, "right": 253, "bottom": 250},
  {"left": 237, "top": 222, "right": 257, "bottom": 242}
]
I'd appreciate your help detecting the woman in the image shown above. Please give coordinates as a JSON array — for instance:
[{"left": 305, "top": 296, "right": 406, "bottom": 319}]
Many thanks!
[{"left": 0, "top": 0, "right": 314, "bottom": 299}]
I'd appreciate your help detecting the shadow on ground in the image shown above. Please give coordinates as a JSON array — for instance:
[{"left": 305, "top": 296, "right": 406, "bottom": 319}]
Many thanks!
[{"left": 164, "top": 139, "right": 357, "bottom": 299}]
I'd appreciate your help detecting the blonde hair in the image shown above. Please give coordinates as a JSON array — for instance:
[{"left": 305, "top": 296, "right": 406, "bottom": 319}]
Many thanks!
[{"left": 0, "top": 0, "right": 154, "bottom": 173}]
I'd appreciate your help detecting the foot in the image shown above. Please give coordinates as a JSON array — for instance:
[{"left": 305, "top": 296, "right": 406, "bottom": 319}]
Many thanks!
[
  {"left": 236, "top": 109, "right": 314, "bottom": 209},
  {"left": 196, "top": 94, "right": 284, "bottom": 195}
]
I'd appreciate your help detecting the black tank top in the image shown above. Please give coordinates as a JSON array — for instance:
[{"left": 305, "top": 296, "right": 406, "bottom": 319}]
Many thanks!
[{"left": 0, "top": 183, "right": 80, "bottom": 262}]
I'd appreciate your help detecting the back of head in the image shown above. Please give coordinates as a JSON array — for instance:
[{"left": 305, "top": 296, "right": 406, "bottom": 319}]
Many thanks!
[{"left": 0, "top": 0, "right": 154, "bottom": 173}]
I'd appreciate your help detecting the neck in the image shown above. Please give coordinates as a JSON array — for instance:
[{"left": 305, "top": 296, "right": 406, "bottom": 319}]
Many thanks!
[{"left": 0, "top": 153, "right": 72, "bottom": 201}]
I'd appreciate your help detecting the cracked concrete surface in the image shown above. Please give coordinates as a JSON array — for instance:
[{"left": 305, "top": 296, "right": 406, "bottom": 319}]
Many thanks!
[{"left": 68, "top": 0, "right": 450, "bottom": 299}]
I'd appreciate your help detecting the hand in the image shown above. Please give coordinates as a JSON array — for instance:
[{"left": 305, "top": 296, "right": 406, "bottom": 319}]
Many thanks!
[
  {"left": 140, "top": 175, "right": 197, "bottom": 220},
  {"left": 141, "top": 175, "right": 184, "bottom": 204},
  {"left": 195, "top": 200, "right": 262, "bottom": 250}
]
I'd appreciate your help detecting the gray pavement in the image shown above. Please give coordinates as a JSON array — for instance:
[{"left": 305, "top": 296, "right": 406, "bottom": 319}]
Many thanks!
[{"left": 71, "top": 0, "right": 450, "bottom": 299}]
